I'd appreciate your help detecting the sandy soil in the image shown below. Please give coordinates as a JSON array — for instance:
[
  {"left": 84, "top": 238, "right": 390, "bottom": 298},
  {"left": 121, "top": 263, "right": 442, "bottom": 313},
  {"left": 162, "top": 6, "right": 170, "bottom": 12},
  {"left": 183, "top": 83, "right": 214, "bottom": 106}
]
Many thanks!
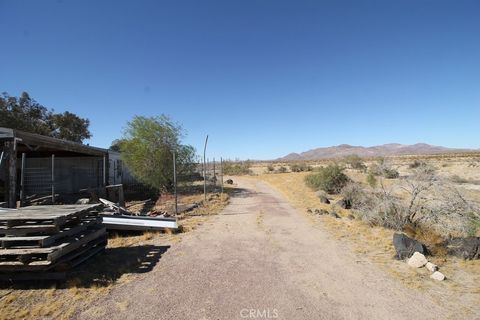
[{"left": 75, "top": 178, "right": 448, "bottom": 320}]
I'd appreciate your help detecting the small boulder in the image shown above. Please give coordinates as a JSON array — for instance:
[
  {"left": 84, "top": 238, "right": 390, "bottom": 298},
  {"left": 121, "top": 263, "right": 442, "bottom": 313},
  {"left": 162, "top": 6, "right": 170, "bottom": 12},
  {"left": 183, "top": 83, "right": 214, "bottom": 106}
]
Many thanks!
[
  {"left": 392, "top": 233, "right": 427, "bottom": 260},
  {"left": 329, "top": 211, "right": 340, "bottom": 219},
  {"left": 226, "top": 179, "right": 234, "bottom": 185},
  {"left": 445, "top": 237, "right": 480, "bottom": 260},
  {"left": 319, "top": 196, "right": 330, "bottom": 204},
  {"left": 407, "top": 252, "right": 428, "bottom": 268},
  {"left": 347, "top": 214, "right": 355, "bottom": 220},
  {"left": 430, "top": 271, "right": 446, "bottom": 281},
  {"left": 336, "top": 199, "right": 351, "bottom": 209},
  {"left": 425, "top": 262, "right": 438, "bottom": 272}
]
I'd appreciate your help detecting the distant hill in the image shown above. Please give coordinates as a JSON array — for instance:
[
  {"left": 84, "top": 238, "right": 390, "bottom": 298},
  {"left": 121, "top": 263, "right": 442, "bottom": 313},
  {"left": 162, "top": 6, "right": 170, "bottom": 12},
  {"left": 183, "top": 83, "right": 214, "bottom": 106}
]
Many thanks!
[{"left": 278, "top": 143, "right": 477, "bottom": 161}]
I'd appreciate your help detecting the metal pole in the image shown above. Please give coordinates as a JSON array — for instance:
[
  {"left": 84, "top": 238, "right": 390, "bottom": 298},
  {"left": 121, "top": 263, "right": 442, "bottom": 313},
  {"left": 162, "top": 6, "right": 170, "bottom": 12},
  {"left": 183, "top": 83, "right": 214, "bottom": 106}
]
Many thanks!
[
  {"left": 220, "top": 157, "right": 224, "bottom": 195},
  {"left": 203, "top": 135, "right": 208, "bottom": 202},
  {"left": 173, "top": 150, "right": 177, "bottom": 215},
  {"left": 20, "top": 153, "right": 25, "bottom": 207},
  {"left": 51, "top": 154, "right": 55, "bottom": 204},
  {"left": 213, "top": 157, "right": 216, "bottom": 191}
]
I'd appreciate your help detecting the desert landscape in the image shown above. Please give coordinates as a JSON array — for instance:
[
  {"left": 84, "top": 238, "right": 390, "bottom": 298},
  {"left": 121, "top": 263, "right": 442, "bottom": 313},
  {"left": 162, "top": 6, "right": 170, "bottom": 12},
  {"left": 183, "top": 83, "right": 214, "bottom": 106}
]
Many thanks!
[{"left": 2, "top": 1, "right": 479, "bottom": 319}]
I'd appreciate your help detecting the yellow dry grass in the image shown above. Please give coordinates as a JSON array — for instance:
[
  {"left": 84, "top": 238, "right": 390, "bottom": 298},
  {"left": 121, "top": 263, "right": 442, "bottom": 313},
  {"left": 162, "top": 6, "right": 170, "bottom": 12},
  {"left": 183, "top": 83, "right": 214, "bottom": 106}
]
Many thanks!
[
  {"left": 0, "top": 191, "right": 230, "bottom": 320},
  {"left": 249, "top": 172, "right": 480, "bottom": 319}
]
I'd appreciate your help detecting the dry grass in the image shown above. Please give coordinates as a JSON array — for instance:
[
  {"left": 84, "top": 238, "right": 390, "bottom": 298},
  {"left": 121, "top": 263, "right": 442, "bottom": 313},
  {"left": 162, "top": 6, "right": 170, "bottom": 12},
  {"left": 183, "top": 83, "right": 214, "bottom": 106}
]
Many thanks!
[
  {"left": 249, "top": 171, "right": 480, "bottom": 319},
  {"left": 0, "top": 190, "right": 230, "bottom": 320}
]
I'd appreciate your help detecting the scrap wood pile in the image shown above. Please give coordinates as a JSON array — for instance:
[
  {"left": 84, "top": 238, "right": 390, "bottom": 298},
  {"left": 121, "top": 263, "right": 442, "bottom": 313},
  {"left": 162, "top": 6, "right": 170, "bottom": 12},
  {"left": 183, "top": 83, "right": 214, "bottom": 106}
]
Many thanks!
[{"left": 0, "top": 204, "right": 106, "bottom": 281}]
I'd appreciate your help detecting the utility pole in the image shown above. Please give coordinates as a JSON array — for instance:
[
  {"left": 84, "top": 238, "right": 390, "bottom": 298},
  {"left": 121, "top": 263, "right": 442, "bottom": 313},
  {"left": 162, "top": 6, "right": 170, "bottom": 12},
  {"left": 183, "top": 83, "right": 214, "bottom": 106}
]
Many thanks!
[{"left": 203, "top": 135, "right": 208, "bottom": 202}]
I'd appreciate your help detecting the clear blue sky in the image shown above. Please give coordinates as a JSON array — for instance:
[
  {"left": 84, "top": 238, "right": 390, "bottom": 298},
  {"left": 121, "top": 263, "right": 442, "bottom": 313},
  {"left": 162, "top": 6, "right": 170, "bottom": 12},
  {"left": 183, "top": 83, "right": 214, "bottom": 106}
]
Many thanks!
[{"left": 1, "top": 0, "right": 479, "bottom": 160}]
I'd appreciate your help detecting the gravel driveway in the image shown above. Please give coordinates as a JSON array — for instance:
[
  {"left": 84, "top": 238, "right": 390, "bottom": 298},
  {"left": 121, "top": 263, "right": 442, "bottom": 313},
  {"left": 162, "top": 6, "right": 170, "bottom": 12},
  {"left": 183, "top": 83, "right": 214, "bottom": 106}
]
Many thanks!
[{"left": 76, "top": 178, "right": 444, "bottom": 320}]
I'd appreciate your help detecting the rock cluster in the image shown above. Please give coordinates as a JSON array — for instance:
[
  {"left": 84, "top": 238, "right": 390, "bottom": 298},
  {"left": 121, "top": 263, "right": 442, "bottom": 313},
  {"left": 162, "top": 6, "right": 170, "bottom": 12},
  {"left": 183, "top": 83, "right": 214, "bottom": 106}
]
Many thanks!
[{"left": 393, "top": 233, "right": 446, "bottom": 281}]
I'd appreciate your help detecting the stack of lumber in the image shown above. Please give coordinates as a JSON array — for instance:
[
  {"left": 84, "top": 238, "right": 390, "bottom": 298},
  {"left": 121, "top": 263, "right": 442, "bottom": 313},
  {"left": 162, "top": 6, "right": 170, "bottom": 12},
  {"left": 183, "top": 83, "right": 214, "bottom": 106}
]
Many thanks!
[{"left": 0, "top": 204, "right": 106, "bottom": 281}]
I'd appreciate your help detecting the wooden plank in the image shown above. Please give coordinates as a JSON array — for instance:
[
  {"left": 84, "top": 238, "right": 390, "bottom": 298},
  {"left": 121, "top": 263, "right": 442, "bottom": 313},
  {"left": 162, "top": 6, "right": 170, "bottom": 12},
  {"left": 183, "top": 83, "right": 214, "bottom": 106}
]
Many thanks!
[
  {"left": 0, "top": 226, "right": 106, "bottom": 261},
  {"left": 0, "top": 204, "right": 102, "bottom": 220},
  {"left": 0, "top": 218, "right": 100, "bottom": 248},
  {"left": 0, "top": 225, "right": 59, "bottom": 237},
  {"left": 48, "top": 226, "right": 106, "bottom": 262},
  {"left": 51, "top": 235, "right": 107, "bottom": 271}
]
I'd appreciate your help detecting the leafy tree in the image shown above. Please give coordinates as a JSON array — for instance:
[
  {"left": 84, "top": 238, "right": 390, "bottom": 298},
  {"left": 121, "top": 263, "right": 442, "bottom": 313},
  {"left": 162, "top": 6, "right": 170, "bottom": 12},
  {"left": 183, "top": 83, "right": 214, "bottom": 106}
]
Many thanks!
[
  {"left": 109, "top": 139, "right": 125, "bottom": 152},
  {"left": 118, "top": 115, "right": 196, "bottom": 191},
  {"left": 0, "top": 91, "right": 91, "bottom": 143},
  {"left": 49, "top": 111, "right": 91, "bottom": 142}
]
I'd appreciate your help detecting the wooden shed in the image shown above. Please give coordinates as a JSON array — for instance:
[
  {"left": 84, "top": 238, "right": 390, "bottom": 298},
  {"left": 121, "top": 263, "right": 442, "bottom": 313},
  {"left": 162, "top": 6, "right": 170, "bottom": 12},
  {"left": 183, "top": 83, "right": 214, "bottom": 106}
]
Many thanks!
[{"left": 0, "top": 127, "right": 110, "bottom": 208}]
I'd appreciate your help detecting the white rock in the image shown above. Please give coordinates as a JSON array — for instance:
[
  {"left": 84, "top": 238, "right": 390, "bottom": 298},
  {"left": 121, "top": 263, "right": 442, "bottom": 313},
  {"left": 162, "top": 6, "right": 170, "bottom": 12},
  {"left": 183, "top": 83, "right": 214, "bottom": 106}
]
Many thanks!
[
  {"left": 430, "top": 271, "right": 445, "bottom": 281},
  {"left": 425, "top": 262, "right": 438, "bottom": 272},
  {"left": 407, "top": 252, "right": 428, "bottom": 268}
]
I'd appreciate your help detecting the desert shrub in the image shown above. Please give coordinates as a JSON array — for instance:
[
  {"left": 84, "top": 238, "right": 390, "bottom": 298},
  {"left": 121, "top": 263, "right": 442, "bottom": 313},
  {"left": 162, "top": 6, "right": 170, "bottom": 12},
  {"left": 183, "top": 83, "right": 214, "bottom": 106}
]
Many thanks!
[
  {"left": 223, "top": 160, "right": 252, "bottom": 175},
  {"left": 366, "top": 172, "right": 377, "bottom": 188},
  {"left": 340, "top": 183, "right": 371, "bottom": 209},
  {"left": 409, "top": 160, "right": 426, "bottom": 169},
  {"left": 383, "top": 168, "right": 400, "bottom": 179},
  {"left": 353, "top": 163, "right": 480, "bottom": 236},
  {"left": 290, "top": 162, "right": 310, "bottom": 172},
  {"left": 304, "top": 164, "right": 350, "bottom": 194},
  {"left": 354, "top": 190, "right": 410, "bottom": 230},
  {"left": 277, "top": 166, "right": 287, "bottom": 173},
  {"left": 369, "top": 159, "right": 399, "bottom": 179},
  {"left": 343, "top": 154, "right": 367, "bottom": 171},
  {"left": 266, "top": 164, "right": 275, "bottom": 172}
]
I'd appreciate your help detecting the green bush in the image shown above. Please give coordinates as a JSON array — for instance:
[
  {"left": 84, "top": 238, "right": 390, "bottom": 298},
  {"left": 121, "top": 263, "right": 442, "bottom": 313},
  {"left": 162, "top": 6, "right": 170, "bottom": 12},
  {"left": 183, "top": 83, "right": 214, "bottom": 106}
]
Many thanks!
[
  {"left": 290, "top": 162, "right": 310, "bottom": 172},
  {"left": 343, "top": 154, "right": 367, "bottom": 171},
  {"left": 304, "top": 164, "right": 350, "bottom": 194},
  {"left": 383, "top": 168, "right": 400, "bottom": 179},
  {"left": 223, "top": 160, "right": 252, "bottom": 175}
]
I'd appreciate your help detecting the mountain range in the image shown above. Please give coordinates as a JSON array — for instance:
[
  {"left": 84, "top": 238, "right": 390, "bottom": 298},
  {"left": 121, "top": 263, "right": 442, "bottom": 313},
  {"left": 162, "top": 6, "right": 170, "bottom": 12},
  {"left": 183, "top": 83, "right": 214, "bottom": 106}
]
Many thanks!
[{"left": 278, "top": 143, "right": 478, "bottom": 161}]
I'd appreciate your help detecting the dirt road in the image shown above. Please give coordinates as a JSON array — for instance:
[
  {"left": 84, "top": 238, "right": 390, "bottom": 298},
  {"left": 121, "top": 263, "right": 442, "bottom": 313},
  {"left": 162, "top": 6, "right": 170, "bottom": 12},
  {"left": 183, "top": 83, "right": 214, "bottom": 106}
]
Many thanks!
[{"left": 76, "top": 178, "right": 445, "bottom": 320}]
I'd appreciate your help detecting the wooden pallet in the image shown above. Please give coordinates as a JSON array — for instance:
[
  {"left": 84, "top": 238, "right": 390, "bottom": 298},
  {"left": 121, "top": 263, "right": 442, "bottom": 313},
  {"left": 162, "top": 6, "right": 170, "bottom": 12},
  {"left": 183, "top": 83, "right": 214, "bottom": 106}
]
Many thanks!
[
  {"left": 0, "top": 217, "right": 101, "bottom": 248},
  {"left": 0, "top": 226, "right": 106, "bottom": 265},
  {"left": 0, "top": 204, "right": 107, "bottom": 281},
  {"left": 0, "top": 204, "right": 103, "bottom": 230}
]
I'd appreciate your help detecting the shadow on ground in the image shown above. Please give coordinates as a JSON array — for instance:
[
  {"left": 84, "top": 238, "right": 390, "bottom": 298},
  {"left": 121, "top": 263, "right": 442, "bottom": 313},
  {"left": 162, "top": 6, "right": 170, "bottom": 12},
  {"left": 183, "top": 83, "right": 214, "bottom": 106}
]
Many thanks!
[{"left": 0, "top": 245, "right": 169, "bottom": 289}]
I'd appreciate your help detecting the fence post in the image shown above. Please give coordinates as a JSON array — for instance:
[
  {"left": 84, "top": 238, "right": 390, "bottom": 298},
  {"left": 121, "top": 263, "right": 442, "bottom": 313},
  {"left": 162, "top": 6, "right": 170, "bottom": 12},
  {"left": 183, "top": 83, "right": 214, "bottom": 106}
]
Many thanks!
[
  {"left": 220, "top": 157, "right": 224, "bottom": 195},
  {"left": 203, "top": 135, "right": 208, "bottom": 202},
  {"left": 51, "top": 154, "right": 55, "bottom": 204},
  {"left": 213, "top": 157, "right": 216, "bottom": 191},
  {"left": 20, "top": 153, "right": 26, "bottom": 207},
  {"left": 6, "top": 141, "right": 17, "bottom": 208}
]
